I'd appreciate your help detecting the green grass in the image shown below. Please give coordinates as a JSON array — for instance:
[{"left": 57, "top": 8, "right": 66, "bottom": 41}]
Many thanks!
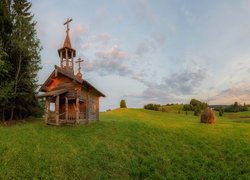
[
  {"left": 159, "top": 104, "right": 183, "bottom": 112},
  {"left": 0, "top": 108, "right": 249, "bottom": 179}
]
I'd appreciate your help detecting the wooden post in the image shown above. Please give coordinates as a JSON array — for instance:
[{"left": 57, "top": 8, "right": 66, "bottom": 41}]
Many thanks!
[
  {"left": 45, "top": 98, "right": 50, "bottom": 124},
  {"left": 72, "top": 56, "right": 74, "bottom": 71},
  {"left": 97, "top": 97, "right": 100, "bottom": 121},
  {"left": 60, "top": 51, "right": 63, "bottom": 67},
  {"left": 55, "top": 95, "right": 60, "bottom": 125},
  {"left": 86, "top": 89, "right": 89, "bottom": 123},
  {"left": 66, "top": 49, "right": 69, "bottom": 68},
  {"left": 65, "top": 97, "right": 68, "bottom": 122},
  {"left": 76, "top": 92, "right": 79, "bottom": 123}
]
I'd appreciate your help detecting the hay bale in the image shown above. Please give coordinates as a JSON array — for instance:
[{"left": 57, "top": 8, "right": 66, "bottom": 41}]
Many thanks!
[{"left": 200, "top": 107, "right": 216, "bottom": 124}]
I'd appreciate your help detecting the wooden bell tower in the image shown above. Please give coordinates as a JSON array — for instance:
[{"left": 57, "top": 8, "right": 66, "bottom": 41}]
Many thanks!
[{"left": 58, "top": 18, "right": 76, "bottom": 74}]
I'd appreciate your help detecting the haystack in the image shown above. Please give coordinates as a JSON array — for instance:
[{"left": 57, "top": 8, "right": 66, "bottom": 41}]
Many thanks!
[{"left": 200, "top": 107, "right": 216, "bottom": 124}]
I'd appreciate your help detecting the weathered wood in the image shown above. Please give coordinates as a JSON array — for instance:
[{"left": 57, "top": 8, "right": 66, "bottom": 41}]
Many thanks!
[
  {"left": 45, "top": 98, "right": 50, "bottom": 124},
  {"left": 86, "top": 88, "right": 89, "bottom": 123},
  {"left": 60, "top": 51, "right": 63, "bottom": 67},
  {"left": 66, "top": 49, "right": 69, "bottom": 68},
  {"left": 55, "top": 95, "right": 59, "bottom": 125},
  {"left": 55, "top": 68, "right": 58, "bottom": 77},
  {"left": 97, "top": 97, "right": 100, "bottom": 121},
  {"left": 65, "top": 97, "right": 68, "bottom": 121},
  {"left": 76, "top": 90, "right": 79, "bottom": 123}
]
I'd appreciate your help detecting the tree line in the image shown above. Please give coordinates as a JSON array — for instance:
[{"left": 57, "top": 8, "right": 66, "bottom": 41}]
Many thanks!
[
  {"left": 144, "top": 99, "right": 208, "bottom": 116},
  {"left": 212, "top": 102, "right": 248, "bottom": 116},
  {"left": 0, "top": 0, "right": 41, "bottom": 120}
]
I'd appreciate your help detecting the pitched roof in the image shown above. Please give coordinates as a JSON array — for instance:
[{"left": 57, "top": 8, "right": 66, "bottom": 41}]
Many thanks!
[
  {"left": 63, "top": 32, "right": 72, "bottom": 48},
  {"left": 39, "top": 66, "right": 105, "bottom": 97},
  {"left": 57, "top": 31, "right": 76, "bottom": 57}
]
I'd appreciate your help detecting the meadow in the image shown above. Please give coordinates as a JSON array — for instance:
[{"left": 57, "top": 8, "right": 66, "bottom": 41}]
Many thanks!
[{"left": 0, "top": 108, "right": 249, "bottom": 179}]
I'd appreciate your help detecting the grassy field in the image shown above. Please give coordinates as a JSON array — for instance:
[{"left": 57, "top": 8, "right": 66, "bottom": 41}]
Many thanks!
[
  {"left": 159, "top": 104, "right": 183, "bottom": 112},
  {"left": 0, "top": 108, "right": 249, "bottom": 179}
]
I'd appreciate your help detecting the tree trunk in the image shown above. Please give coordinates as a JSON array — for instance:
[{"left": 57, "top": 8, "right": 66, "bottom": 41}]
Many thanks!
[{"left": 10, "top": 54, "right": 22, "bottom": 121}]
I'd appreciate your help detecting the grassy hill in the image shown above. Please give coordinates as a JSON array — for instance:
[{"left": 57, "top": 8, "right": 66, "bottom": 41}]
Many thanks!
[
  {"left": 0, "top": 108, "right": 249, "bottom": 179},
  {"left": 159, "top": 104, "right": 183, "bottom": 112}
]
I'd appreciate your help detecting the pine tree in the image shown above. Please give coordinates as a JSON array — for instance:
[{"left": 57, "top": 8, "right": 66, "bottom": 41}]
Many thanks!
[
  {"left": 0, "top": 0, "right": 41, "bottom": 120},
  {"left": 0, "top": 0, "right": 13, "bottom": 120}
]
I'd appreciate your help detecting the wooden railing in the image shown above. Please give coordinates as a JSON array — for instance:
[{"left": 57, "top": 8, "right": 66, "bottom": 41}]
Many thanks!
[
  {"left": 79, "top": 112, "right": 86, "bottom": 120},
  {"left": 68, "top": 113, "right": 76, "bottom": 121},
  {"left": 48, "top": 110, "right": 86, "bottom": 124},
  {"left": 59, "top": 112, "right": 66, "bottom": 119}
]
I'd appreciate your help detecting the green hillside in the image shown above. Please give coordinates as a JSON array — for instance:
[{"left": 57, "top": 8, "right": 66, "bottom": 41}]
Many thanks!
[
  {"left": 159, "top": 104, "right": 183, "bottom": 112},
  {"left": 0, "top": 108, "right": 249, "bottom": 179}
]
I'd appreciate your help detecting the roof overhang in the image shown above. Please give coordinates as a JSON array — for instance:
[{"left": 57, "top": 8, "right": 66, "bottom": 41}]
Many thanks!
[{"left": 37, "top": 89, "right": 68, "bottom": 98}]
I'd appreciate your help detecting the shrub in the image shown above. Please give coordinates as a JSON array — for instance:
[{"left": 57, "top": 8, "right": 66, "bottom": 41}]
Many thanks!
[
  {"left": 144, "top": 104, "right": 161, "bottom": 111},
  {"left": 219, "top": 107, "right": 224, "bottom": 116},
  {"left": 194, "top": 106, "right": 201, "bottom": 116},
  {"left": 120, "top": 100, "right": 127, "bottom": 108},
  {"left": 183, "top": 99, "right": 207, "bottom": 116}
]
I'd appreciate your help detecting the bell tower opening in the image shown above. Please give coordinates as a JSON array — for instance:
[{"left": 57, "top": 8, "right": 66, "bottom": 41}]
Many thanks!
[{"left": 58, "top": 18, "right": 76, "bottom": 74}]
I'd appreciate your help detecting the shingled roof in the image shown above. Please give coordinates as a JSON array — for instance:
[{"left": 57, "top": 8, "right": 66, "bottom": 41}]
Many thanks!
[{"left": 39, "top": 66, "right": 105, "bottom": 97}]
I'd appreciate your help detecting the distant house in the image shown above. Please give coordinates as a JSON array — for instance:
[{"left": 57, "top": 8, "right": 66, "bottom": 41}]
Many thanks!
[{"left": 38, "top": 19, "right": 105, "bottom": 125}]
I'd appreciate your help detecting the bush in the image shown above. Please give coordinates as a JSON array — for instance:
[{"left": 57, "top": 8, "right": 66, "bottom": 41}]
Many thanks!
[
  {"left": 219, "top": 107, "right": 224, "bottom": 116},
  {"left": 120, "top": 100, "right": 127, "bottom": 108},
  {"left": 183, "top": 99, "right": 207, "bottom": 116},
  {"left": 144, "top": 104, "right": 161, "bottom": 111},
  {"left": 194, "top": 107, "right": 201, "bottom": 116}
]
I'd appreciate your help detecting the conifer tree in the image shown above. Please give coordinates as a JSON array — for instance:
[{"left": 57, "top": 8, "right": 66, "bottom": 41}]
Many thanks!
[{"left": 0, "top": 0, "right": 41, "bottom": 120}]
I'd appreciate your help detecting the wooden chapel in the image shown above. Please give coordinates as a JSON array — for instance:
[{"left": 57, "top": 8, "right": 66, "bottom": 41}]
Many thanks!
[{"left": 38, "top": 19, "right": 105, "bottom": 125}]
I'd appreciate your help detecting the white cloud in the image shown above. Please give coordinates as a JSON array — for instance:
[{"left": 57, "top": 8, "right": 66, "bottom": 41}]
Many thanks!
[{"left": 210, "top": 80, "right": 250, "bottom": 105}]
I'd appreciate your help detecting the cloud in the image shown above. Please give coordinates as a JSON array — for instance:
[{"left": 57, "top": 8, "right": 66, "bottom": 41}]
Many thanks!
[
  {"left": 84, "top": 46, "right": 132, "bottom": 76},
  {"left": 133, "top": 0, "right": 157, "bottom": 24},
  {"left": 162, "top": 68, "right": 206, "bottom": 95},
  {"left": 126, "top": 65, "right": 207, "bottom": 104},
  {"left": 135, "top": 33, "right": 166, "bottom": 56},
  {"left": 75, "top": 24, "right": 86, "bottom": 34},
  {"left": 209, "top": 80, "right": 250, "bottom": 104},
  {"left": 127, "top": 86, "right": 180, "bottom": 104},
  {"left": 96, "top": 46, "right": 127, "bottom": 60},
  {"left": 98, "top": 33, "right": 111, "bottom": 43},
  {"left": 76, "top": 31, "right": 112, "bottom": 50}
]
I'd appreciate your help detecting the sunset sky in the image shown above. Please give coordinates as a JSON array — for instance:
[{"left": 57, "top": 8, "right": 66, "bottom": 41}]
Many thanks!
[{"left": 31, "top": 0, "right": 250, "bottom": 111}]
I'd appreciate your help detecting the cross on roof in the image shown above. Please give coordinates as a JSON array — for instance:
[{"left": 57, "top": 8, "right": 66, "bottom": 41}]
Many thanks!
[
  {"left": 76, "top": 58, "right": 84, "bottom": 74},
  {"left": 64, "top": 18, "right": 72, "bottom": 32}
]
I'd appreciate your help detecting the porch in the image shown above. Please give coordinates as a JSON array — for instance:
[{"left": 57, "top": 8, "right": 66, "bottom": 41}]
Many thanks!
[
  {"left": 38, "top": 89, "right": 88, "bottom": 125},
  {"left": 47, "top": 111, "right": 87, "bottom": 125}
]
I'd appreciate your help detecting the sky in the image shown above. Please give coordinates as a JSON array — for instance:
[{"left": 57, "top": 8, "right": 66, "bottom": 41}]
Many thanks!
[{"left": 31, "top": 0, "right": 250, "bottom": 111}]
